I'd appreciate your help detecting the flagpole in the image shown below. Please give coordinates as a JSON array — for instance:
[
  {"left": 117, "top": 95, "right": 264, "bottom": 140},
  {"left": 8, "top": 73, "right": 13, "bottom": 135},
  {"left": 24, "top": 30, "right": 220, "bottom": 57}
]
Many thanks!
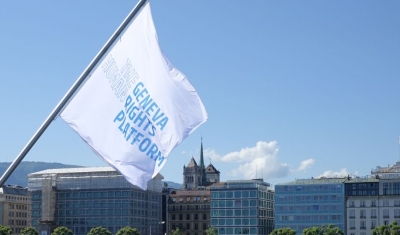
[{"left": 0, "top": 0, "right": 148, "bottom": 187}]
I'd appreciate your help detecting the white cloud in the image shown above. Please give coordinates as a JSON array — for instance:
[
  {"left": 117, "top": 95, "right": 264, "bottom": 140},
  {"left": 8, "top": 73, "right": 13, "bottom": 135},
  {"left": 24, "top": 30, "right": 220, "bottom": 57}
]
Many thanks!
[
  {"left": 317, "top": 168, "right": 358, "bottom": 178},
  {"left": 297, "top": 158, "right": 315, "bottom": 171},
  {"left": 204, "top": 141, "right": 289, "bottom": 179}
]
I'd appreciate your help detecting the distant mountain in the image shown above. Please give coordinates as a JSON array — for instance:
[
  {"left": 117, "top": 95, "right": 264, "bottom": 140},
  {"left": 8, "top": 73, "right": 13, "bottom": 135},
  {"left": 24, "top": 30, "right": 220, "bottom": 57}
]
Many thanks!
[
  {"left": 0, "top": 161, "right": 183, "bottom": 189},
  {"left": 0, "top": 161, "right": 83, "bottom": 187},
  {"left": 163, "top": 181, "right": 182, "bottom": 189}
]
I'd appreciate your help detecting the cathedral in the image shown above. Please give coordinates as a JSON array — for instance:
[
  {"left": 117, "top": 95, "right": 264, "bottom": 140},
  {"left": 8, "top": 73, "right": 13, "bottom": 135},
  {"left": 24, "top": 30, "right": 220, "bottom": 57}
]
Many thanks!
[{"left": 182, "top": 140, "right": 220, "bottom": 189}]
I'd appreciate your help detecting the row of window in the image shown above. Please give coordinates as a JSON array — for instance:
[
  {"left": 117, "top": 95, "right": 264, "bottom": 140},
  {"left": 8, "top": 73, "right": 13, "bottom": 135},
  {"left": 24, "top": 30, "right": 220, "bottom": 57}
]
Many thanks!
[
  {"left": 169, "top": 205, "right": 210, "bottom": 211},
  {"left": 32, "top": 208, "right": 159, "bottom": 217},
  {"left": 276, "top": 184, "right": 343, "bottom": 193},
  {"left": 349, "top": 209, "right": 400, "bottom": 218},
  {"left": 277, "top": 214, "right": 342, "bottom": 222},
  {"left": 57, "top": 191, "right": 159, "bottom": 200},
  {"left": 8, "top": 219, "right": 27, "bottom": 226},
  {"left": 172, "top": 196, "right": 208, "bottom": 202},
  {"left": 5, "top": 196, "right": 27, "bottom": 201},
  {"left": 52, "top": 200, "right": 156, "bottom": 209},
  {"left": 211, "top": 209, "right": 258, "bottom": 217},
  {"left": 171, "top": 213, "right": 207, "bottom": 220},
  {"left": 211, "top": 218, "right": 257, "bottom": 226},
  {"left": 276, "top": 194, "right": 343, "bottom": 203},
  {"left": 211, "top": 191, "right": 258, "bottom": 199},
  {"left": 8, "top": 204, "right": 28, "bottom": 210},
  {"left": 276, "top": 204, "right": 343, "bottom": 212},
  {"left": 8, "top": 211, "right": 27, "bottom": 218},
  {"left": 211, "top": 199, "right": 258, "bottom": 208},
  {"left": 171, "top": 222, "right": 207, "bottom": 231},
  {"left": 348, "top": 199, "right": 400, "bottom": 207}
]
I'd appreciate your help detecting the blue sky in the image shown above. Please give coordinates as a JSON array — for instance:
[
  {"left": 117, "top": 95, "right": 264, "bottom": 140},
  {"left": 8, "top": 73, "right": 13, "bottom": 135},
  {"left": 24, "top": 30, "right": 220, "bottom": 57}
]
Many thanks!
[{"left": 0, "top": 1, "right": 399, "bottom": 187}]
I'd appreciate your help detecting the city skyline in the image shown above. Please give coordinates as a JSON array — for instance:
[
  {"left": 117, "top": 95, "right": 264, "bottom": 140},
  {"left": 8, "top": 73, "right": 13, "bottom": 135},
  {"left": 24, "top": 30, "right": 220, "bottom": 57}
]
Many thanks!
[{"left": 0, "top": 1, "right": 400, "bottom": 187}]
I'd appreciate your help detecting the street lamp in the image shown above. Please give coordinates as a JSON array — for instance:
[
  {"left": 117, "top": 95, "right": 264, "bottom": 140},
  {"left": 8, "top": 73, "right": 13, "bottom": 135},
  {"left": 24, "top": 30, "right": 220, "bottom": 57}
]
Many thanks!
[{"left": 150, "top": 221, "right": 165, "bottom": 235}]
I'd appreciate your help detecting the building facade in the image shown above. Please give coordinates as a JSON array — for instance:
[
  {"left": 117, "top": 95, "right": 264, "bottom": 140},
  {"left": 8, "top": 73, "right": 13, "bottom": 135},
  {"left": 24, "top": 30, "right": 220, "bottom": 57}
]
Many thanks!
[
  {"left": 345, "top": 177, "right": 379, "bottom": 235},
  {"left": 210, "top": 179, "right": 274, "bottom": 235},
  {"left": 275, "top": 178, "right": 345, "bottom": 234},
  {"left": 167, "top": 189, "right": 211, "bottom": 235},
  {"left": 28, "top": 167, "right": 163, "bottom": 235},
  {"left": 0, "top": 185, "right": 30, "bottom": 234}
]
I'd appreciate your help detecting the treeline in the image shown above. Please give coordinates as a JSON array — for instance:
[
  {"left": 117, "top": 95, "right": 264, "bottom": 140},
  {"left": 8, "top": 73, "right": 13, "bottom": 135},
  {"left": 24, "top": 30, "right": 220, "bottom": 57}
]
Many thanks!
[
  {"left": 0, "top": 226, "right": 140, "bottom": 235},
  {"left": 269, "top": 224, "right": 343, "bottom": 235}
]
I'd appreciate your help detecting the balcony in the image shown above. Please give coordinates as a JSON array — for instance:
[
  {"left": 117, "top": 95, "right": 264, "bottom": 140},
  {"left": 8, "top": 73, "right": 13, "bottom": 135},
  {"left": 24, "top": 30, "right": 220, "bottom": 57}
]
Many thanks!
[
  {"left": 383, "top": 215, "right": 390, "bottom": 218},
  {"left": 349, "top": 216, "right": 355, "bottom": 219},
  {"left": 360, "top": 227, "right": 366, "bottom": 230},
  {"left": 349, "top": 227, "right": 355, "bottom": 230},
  {"left": 371, "top": 216, "right": 377, "bottom": 219},
  {"left": 360, "top": 216, "right": 366, "bottom": 219}
]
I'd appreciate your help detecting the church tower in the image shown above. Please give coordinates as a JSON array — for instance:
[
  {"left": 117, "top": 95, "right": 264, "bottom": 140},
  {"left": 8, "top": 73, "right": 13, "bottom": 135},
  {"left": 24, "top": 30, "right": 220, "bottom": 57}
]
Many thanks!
[{"left": 199, "top": 138, "right": 207, "bottom": 186}]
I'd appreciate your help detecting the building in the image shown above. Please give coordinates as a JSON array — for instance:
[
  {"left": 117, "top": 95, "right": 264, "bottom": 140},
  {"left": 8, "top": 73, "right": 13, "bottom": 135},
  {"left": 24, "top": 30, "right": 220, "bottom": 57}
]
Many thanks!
[
  {"left": 344, "top": 177, "right": 379, "bottom": 235},
  {"left": 28, "top": 167, "right": 163, "bottom": 235},
  {"left": 275, "top": 178, "right": 346, "bottom": 234},
  {"left": 0, "top": 185, "right": 30, "bottom": 234},
  {"left": 371, "top": 161, "right": 400, "bottom": 179},
  {"left": 183, "top": 140, "right": 220, "bottom": 189},
  {"left": 167, "top": 189, "right": 211, "bottom": 235},
  {"left": 210, "top": 179, "right": 274, "bottom": 235}
]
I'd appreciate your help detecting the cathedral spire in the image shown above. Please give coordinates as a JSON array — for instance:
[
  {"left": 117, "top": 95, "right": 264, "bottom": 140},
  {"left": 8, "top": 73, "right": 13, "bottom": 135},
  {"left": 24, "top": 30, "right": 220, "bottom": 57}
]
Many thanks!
[{"left": 199, "top": 137, "right": 206, "bottom": 186}]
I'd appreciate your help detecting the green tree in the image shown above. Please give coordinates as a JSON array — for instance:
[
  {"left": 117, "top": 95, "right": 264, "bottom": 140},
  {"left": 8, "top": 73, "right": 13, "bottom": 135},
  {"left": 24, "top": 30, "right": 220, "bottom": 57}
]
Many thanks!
[
  {"left": 163, "top": 182, "right": 168, "bottom": 188},
  {"left": 302, "top": 226, "right": 322, "bottom": 235},
  {"left": 116, "top": 227, "right": 140, "bottom": 235},
  {"left": 269, "top": 228, "right": 296, "bottom": 235},
  {"left": 21, "top": 227, "right": 39, "bottom": 235},
  {"left": 87, "top": 227, "right": 112, "bottom": 235},
  {"left": 324, "top": 224, "right": 344, "bottom": 235},
  {"left": 0, "top": 226, "right": 12, "bottom": 235},
  {"left": 372, "top": 225, "right": 390, "bottom": 235},
  {"left": 302, "top": 225, "right": 343, "bottom": 235},
  {"left": 51, "top": 226, "right": 73, "bottom": 235},
  {"left": 372, "top": 221, "right": 400, "bottom": 235},
  {"left": 171, "top": 228, "right": 183, "bottom": 235},
  {"left": 206, "top": 227, "right": 218, "bottom": 235}
]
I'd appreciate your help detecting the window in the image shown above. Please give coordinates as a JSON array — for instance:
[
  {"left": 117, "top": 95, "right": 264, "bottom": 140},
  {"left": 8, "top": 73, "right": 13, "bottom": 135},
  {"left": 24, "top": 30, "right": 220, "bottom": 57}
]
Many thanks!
[
  {"left": 395, "top": 209, "right": 400, "bottom": 218},
  {"left": 360, "top": 220, "right": 366, "bottom": 229},
  {"left": 371, "top": 220, "right": 377, "bottom": 229},
  {"left": 383, "top": 209, "right": 389, "bottom": 218},
  {"left": 349, "top": 201, "right": 355, "bottom": 207},
  {"left": 360, "top": 201, "right": 366, "bottom": 207},
  {"left": 371, "top": 200, "right": 377, "bottom": 207},
  {"left": 371, "top": 209, "right": 377, "bottom": 218},
  {"left": 349, "top": 220, "right": 355, "bottom": 229},
  {"left": 384, "top": 200, "right": 389, "bottom": 207},
  {"left": 349, "top": 210, "right": 355, "bottom": 219},
  {"left": 360, "top": 209, "right": 366, "bottom": 218}
]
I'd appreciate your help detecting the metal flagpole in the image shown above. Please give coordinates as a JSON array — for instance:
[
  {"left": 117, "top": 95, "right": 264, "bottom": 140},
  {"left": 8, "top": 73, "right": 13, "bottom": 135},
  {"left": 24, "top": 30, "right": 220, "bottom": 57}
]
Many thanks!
[{"left": 0, "top": 0, "right": 148, "bottom": 187}]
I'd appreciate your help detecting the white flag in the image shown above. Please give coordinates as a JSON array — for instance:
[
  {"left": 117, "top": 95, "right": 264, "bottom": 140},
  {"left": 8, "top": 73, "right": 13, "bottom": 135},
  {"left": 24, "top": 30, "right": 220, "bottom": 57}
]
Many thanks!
[{"left": 60, "top": 2, "right": 207, "bottom": 190}]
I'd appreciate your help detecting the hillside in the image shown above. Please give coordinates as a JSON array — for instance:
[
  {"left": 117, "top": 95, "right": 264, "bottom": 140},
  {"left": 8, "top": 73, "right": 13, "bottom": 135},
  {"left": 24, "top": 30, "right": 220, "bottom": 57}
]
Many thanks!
[
  {"left": 0, "top": 161, "right": 183, "bottom": 189},
  {"left": 0, "top": 161, "right": 82, "bottom": 187}
]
